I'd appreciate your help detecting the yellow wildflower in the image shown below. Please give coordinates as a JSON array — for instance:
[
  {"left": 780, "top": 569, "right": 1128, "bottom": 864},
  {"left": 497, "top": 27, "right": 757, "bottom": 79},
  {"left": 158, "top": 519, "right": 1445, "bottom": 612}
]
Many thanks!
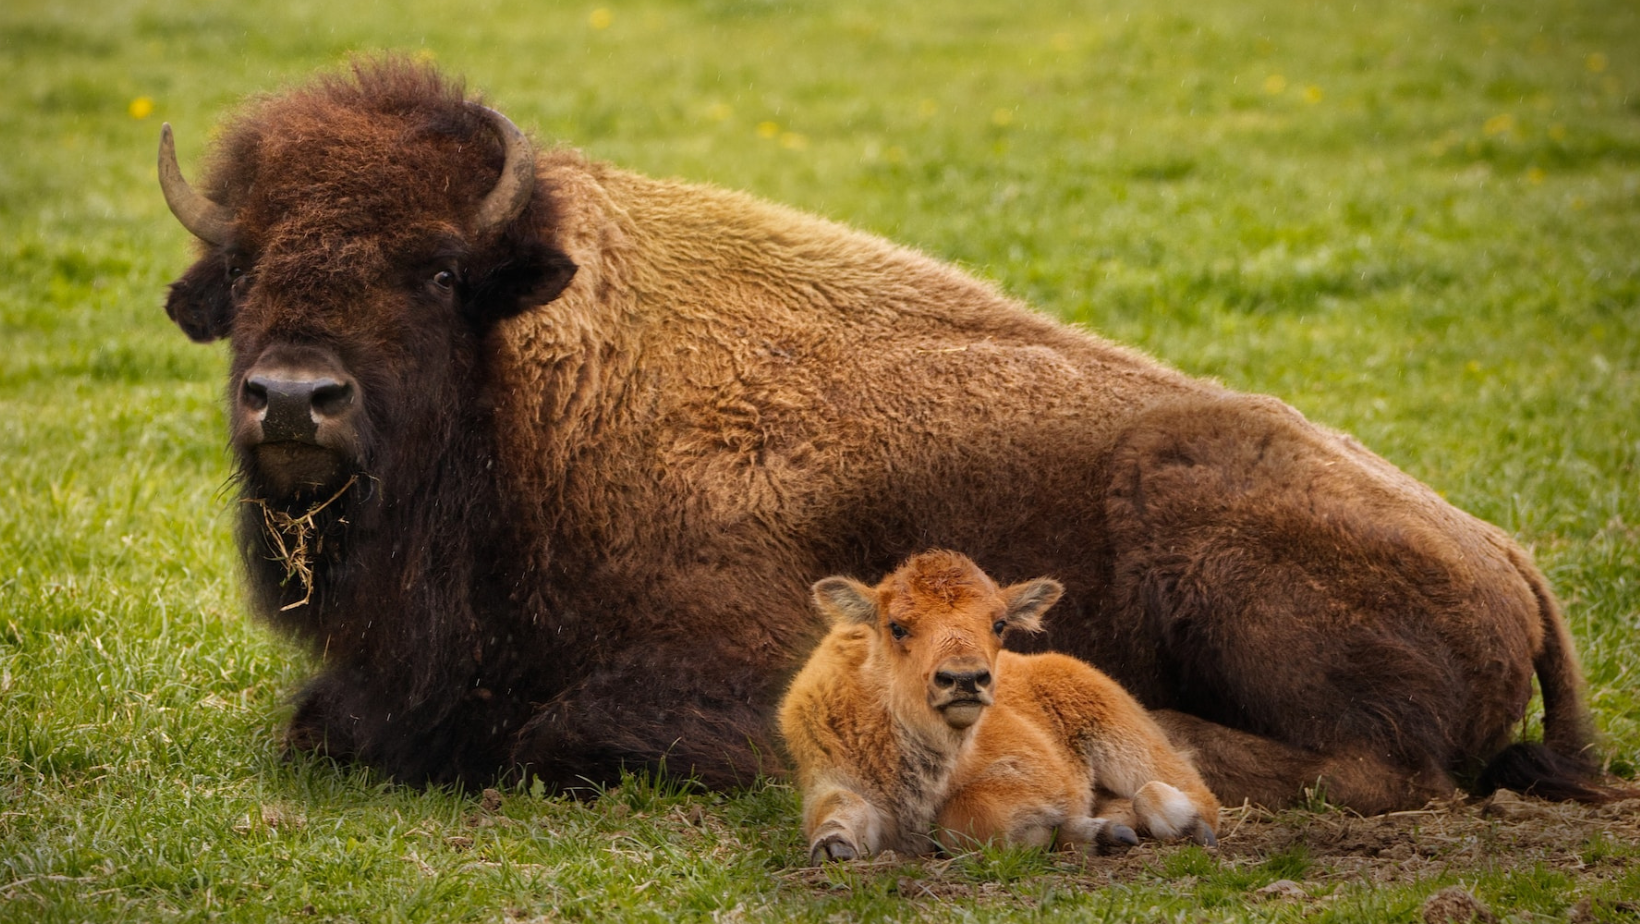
[
  {"left": 1302, "top": 85, "right": 1323, "bottom": 104},
  {"left": 129, "top": 96, "right": 154, "bottom": 119},
  {"left": 1526, "top": 167, "right": 1546, "bottom": 185},
  {"left": 779, "top": 132, "right": 807, "bottom": 150},
  {"left": 1586, "top": 52, "right": 1607, "bottom": 73},
  {"left": 1263, "top": 74, "right": 1287, "bottom": 95},
  {"left": 991, "top": 108, "right": 1014, "bottom": 127},
  {"left": 757, "top": 121, "right": 780, "bottom": 139},
  {"left": 706, "top": 103, "right": 732, "bottom": 122},
  {"left": 589, "top": 8, "right": 612, "bottom": 30},
  {"left": 1482, "top": 113, "right": 1515, "bottom": 137}
]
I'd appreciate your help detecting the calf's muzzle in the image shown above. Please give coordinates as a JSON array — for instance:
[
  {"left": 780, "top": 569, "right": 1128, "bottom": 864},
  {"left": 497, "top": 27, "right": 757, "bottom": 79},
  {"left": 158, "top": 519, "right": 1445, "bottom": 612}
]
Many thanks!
[
  {"left": 930, "top": 657, "right": 995, "bottom": 730},
  {"left": 933, "top": 668, "right": 993, "bottom": 696}
]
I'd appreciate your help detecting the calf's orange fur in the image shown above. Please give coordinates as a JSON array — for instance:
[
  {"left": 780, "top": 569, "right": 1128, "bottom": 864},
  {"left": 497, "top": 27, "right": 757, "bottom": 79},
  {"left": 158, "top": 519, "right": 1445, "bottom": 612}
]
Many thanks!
[{"left": 780, "top": 551, "right": 1220, "bottom": 863}]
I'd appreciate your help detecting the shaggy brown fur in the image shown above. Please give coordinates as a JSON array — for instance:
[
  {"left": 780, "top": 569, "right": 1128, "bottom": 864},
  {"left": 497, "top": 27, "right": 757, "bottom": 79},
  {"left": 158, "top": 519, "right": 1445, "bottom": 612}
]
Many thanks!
[
  {"left": 159, "top": 59, "right": 1607, "bottom": 809},
  {"left": 781, "top": 552, "right": 1219, "bottom": 863}
]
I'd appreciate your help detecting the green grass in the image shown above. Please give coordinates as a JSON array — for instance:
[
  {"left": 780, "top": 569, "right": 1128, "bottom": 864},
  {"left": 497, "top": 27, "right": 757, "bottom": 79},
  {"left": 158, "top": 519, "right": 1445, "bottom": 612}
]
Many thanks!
[{"left": 2, "top": 0, "right": 1637, "bottom": 919}]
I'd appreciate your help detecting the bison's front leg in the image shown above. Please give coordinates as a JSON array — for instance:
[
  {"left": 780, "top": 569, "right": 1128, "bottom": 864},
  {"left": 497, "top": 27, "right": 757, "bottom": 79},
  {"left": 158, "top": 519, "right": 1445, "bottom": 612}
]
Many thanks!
[
  {"left": 284, "top": 664, "right": 520, "bottom": 787},
  {"left": 509, "top": 649, "right": 783, "bottom": 792},
  {"left": 285, "top": 669, "right": 362, "bottom": 761}
]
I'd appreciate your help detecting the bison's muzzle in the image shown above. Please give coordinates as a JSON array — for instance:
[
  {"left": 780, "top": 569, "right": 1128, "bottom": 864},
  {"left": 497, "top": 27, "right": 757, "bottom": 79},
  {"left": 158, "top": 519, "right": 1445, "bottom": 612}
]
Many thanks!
[
  {"left": 243, "top": 372, "right": 353, "bottom": 444},
  {"left": 235, "top": 346, "right": 361, "bottom": 499}
]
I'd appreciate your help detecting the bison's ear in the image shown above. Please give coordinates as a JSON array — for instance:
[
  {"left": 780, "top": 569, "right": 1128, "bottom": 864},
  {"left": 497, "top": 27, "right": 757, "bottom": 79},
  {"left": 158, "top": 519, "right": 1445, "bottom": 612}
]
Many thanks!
[
  {"left": 812, "top": 576, "right": 878, "bottom": 626},
  {"left": 472, "top": 235, "right": 578, "bottom": 323},
  {"left": 164, "top": 255, "right": 235, "bottom": 343},
  {"left": 1001, "top": 578, "right": 1062, "bottom": 634}
]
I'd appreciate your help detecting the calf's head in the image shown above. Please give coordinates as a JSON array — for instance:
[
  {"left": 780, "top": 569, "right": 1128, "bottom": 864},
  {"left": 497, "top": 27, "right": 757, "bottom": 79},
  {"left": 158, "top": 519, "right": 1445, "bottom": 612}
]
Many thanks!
[
  {"left": 157, "top": 61, "right": 577, "bottom": 506},
  {"left": 812, "top": 551, "right": 1061, "bottom": 734}
]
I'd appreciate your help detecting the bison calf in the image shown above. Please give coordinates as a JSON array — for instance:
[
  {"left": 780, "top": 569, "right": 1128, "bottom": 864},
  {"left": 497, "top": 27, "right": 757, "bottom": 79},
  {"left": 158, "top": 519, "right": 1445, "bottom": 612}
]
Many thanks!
[{"left": 780, "top": 551, "right": 1220, "bottom": 863}]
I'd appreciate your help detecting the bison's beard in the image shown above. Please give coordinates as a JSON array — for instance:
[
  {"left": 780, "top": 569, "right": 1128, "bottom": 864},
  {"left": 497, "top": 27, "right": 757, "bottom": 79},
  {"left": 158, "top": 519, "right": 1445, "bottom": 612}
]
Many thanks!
[{"left": 246, "top": 442, "right": 354, "bottom": 504}]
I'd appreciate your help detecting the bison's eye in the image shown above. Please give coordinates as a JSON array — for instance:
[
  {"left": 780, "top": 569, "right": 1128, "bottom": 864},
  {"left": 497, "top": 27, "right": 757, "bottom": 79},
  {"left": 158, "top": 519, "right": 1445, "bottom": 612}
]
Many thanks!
[
  {"left": 888, "top": 622, "right": 909, "bottom": 641},
  {"left": 992, "top": 619, "right": 1008, "bottom": 637},
  {"left": 228, "top": 264, "right": 253, "bottom": 301},
  {"left": 432, "top": 269, "right": 458, "bottom": 291}
]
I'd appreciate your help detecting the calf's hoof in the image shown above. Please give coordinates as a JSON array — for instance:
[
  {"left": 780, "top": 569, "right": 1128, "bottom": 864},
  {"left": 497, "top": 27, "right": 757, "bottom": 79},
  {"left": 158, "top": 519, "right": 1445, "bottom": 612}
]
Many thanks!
[
  {"left": 810, "top": 833, "right": 861, "bottom": 865},
  {"left": 1133, "top": 781, "right": 1218, "bottom": 846},
  {"left": 1093, "top": 822, "right": 1140, "bottom": 856}
]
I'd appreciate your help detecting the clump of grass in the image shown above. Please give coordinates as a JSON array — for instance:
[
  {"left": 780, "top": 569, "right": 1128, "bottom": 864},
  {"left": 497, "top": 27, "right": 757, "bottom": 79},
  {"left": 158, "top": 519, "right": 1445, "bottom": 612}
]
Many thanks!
[{"left": 241, "top": 475, "right": 357, "bottom": 610}]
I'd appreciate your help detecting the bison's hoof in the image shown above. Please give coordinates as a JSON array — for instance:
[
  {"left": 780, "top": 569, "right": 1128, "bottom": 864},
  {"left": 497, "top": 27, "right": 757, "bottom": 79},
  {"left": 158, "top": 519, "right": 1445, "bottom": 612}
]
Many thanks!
[{"left": 811, "top": 833, "right": 860, "bottom": 865}]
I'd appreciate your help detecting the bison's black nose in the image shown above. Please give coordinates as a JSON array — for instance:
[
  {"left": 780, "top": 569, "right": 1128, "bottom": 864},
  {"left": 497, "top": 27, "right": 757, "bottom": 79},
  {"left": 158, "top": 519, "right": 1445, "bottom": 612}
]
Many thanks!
[
  {"left": 933, "top": 669, "right": 992, "bottom": 695},
  {"left": 242, "top": 372, "right": 355, "bottom": 444}
]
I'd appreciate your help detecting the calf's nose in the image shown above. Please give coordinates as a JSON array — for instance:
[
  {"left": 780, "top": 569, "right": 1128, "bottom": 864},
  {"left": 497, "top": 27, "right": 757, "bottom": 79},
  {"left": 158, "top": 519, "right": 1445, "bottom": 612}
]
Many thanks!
[
  {"left": 242, "top": 372, "right": 355, "bottom": 444},
  {"left": 933, "top": 668, "right": 993, "bottom": 695}
]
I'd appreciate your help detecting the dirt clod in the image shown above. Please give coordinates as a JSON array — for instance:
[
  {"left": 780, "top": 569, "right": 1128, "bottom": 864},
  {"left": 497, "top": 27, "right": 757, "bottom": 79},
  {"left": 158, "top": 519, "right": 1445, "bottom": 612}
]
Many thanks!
[
  {"left": 1422, "top": 886, "right": 1496, "bottom": 924},
  {"left": 1253, "top": 879, "right": 1308, "bottom": 900},
  {"left": 1482, "top": 789, "right": 1552, "bottom": 822}
]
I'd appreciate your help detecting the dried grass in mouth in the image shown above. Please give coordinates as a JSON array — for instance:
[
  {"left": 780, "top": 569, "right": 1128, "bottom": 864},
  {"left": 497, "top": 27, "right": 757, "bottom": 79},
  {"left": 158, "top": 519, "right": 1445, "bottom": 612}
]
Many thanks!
[{"left": 242, "top": 475, "right": 358, "bottom": 611}]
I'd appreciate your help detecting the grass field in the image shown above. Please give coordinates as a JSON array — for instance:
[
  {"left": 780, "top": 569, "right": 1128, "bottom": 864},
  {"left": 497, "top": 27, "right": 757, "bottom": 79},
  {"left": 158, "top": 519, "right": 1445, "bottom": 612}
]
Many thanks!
[{"left": 1, "top": 0, "right": 1637, "bottom": 920}]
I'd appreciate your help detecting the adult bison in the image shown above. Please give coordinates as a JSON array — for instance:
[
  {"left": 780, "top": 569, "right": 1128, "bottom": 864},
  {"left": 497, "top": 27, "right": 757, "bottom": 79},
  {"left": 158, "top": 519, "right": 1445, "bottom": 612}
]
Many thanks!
[{"left": 157, "top": 60, "right": 1604, "bottom": 812}]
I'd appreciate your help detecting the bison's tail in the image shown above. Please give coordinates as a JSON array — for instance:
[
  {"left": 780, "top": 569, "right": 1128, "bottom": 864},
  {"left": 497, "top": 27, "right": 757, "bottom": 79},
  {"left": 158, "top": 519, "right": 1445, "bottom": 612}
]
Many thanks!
[{"left": 1474, "top": 552, "right": 1614, "bottom": 803}]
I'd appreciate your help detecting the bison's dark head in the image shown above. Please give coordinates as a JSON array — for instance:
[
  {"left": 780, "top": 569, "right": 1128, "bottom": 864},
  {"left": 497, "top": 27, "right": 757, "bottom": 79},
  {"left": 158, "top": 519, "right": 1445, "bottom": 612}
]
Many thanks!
[{"left": 159, "top": 62, "right": 576, "bottom": 507}]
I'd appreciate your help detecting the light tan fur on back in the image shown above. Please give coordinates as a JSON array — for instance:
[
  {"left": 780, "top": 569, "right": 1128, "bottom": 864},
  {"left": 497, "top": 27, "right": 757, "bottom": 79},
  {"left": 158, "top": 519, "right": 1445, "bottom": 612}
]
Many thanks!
[{"left": 779, "top": 551, "right": 1220, "bottom": 864}]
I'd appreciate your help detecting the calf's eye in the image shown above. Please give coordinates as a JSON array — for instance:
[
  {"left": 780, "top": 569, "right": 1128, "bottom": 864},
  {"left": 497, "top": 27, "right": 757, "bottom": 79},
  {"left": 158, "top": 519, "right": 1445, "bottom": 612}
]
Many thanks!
[
  {"left": 992, "top": 619, "right": 1008, "bottom": 636},
  {"left": 888, "top": 622, "right": 908, "bottom": 641}
]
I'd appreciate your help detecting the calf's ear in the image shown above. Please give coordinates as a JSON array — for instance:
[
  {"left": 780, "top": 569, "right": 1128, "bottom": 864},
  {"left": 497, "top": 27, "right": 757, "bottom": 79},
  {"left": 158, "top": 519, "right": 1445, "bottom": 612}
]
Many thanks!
[
  {"left": 164, "top": 255, "right": 234, "bottom": 343},
  {"left": 1001, "top": 578, "right": 1062, "bottom": 634},
  {"left": 811, "top": 576, "right": 878, "bottom": 625}
]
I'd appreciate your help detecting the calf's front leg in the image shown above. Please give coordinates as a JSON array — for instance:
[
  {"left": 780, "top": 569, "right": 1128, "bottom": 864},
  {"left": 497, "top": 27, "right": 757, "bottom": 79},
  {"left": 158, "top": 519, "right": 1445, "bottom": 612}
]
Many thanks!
[{"left": 803, "top": 778, "right": 890, "bottom": 864}]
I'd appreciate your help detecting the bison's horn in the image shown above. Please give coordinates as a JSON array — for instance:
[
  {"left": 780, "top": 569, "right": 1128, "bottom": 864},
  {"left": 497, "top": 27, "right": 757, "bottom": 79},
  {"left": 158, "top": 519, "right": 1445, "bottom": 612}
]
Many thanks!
[
  {"left": 472, "top": 106, "right": 536, "bottom": 237},
  {"left": 158, "top": 123, "right": 234, "bottom": 245}
]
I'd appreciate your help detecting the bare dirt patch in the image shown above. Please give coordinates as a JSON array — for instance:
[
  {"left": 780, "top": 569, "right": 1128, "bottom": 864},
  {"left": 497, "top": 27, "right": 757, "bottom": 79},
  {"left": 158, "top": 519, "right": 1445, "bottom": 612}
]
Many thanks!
[
  {"left": 781, "top": 790, "right": 1640, "bottom": 907},
  {"left": 1208, "top": 791, "right": 1640, "bottom": 887}
]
